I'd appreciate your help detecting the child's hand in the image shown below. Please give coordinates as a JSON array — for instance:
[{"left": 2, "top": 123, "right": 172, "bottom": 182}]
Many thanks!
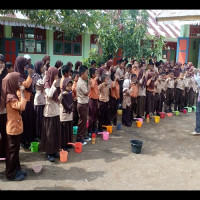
[
  {"left": 62, "top": 91, "right": 68, "bottom": 95},
  {"left": 27, "top": 68, "right": 34, "bottom": 77},
  {"left": 20, "top": 85, "right": 25, "bottom": 91},
  {"left": 53, "top": 79, "right": 57, "bottom": 86}
]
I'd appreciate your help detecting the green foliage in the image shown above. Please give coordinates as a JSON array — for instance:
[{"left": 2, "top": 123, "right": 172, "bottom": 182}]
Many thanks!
[
  {"left": 82, "top": 48, "right": 106, "bottom": 69},
  {"left": 0, "top": 10, "right": 166, "bottom": 61}
]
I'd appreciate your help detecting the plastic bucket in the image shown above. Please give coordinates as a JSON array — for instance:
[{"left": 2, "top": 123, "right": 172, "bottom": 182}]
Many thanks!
[
  {"left": 130, "top": 140, "right": 143, "bottom": 154},
  {"left": 188, "top": 107, "right": 192, "bottom": 112},
  {"left": 192, "top": 106, "right": 196, "bottom": 112},
  {"left": 136, "top": 121, "right": 142, "bottom": 128},
  {"left": 30, "top": 142, "right": 39, "bottom": 152},
  {"left": 68, "top": 142, "right": 82, "bottom": 153},
  {"left": 159, "top": 112, "right": 165, "bottom": 119},
  {"left": 137, "top": 118, "right": 143, "bottom": 124},
  {"left": 182, "top": 109, "right": 187, "bottom": 114},
  {"left": 103, "top": 132, "right": 109, "bottom": 140},
  {"left": 155, "top": 116, "right": 160, "bottom": 123},
  {"left": 73, "top": 126, "right": 78, "bottom": 135},
  {"left": 117, "top": 123, "right": 122, "bottom": 130},
  {"left": 75, "top": 142, "right": 82, "bottom": 153},
  {"left": 60, "top": 149, "right": 68, "bottom": 162},
  {"left": 102, "top": 125, "right": 112, "bottom": 134},
  {"left": 174, "top": 111, "right": 179, "bottom": 116}
]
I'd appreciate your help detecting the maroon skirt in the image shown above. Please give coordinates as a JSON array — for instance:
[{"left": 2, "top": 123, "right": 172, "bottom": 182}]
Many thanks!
[
  {"left": 60, "top": 121, "right": 73, "bottom": 148},
  {"left": 40, "top": 116, "right": 61, "bottom": 154}
]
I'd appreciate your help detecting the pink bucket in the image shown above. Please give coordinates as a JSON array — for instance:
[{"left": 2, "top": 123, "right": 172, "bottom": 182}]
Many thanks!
[
  {"left": 98, "top": 131, "right": 109, "bottom": 140},
  {"left": 137, "top": 118, "right": 143, "bottom": 124}
]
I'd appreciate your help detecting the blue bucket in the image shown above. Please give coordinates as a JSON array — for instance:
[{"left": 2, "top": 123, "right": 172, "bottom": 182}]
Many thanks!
[{"left": 117, "top": 123, "right": 122, "bottom": 130}]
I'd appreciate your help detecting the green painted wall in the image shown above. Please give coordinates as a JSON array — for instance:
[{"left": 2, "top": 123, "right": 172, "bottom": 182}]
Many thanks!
[
  {"left": 180, "top": 24, "right": 190, "bottom": 37},
  {"left": 4, "top": 26, "right": 91, "bottom": 68},
  {"left": 188, "top": 38, "right": 200, "bottom": 68}
]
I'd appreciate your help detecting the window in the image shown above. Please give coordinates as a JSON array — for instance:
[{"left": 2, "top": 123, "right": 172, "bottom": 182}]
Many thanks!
[
  {"left": 54, "top": 31, "right": 82, "bottom": 56},
  {"left": 190, "top": 25, "right": 200, "bottom": 38},
  {"left": 162, "top": 50, "right": 167, "bottom": 59},
  {"left": 12, "top": 26, "right": 46, "bottom": 54}
]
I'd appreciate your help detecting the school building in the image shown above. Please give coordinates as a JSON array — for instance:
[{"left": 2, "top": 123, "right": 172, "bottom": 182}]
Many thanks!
[
  {"left": 0, "top": 10, "right": 180, "bottom": 67},
  {"left": 156, "top": 10, "right": 200, "bottom": 68}
]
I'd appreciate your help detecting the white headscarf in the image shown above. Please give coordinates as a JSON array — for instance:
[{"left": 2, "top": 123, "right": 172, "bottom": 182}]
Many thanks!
[{"left": 24, "top": 54, "right": 31, "bottom": 60}]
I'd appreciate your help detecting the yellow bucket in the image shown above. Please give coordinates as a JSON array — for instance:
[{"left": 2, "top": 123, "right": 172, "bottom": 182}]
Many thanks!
[{"left": 155, "top": 116, "right": 160, "bottom": 123}]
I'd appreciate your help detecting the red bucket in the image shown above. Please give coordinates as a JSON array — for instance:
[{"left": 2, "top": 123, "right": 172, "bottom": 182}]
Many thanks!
[
  {"left": 182, "top": 109, "right": 187, "bottom": 114},
  {"left": 159, "top": 112, "right": 165, "bottom": 119}
]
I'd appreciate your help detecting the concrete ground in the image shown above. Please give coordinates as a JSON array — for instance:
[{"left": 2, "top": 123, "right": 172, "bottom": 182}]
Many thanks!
[{"left": 0, "top": 111, "right": 200, "bottom": 190}]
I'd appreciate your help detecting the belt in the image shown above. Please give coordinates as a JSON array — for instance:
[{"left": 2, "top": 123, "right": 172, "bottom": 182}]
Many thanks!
[{"left": 167, "top": 88, "right": 174, "bottom": 90}]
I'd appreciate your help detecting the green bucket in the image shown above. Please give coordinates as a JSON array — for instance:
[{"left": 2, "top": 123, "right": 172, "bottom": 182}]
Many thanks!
[
  {"left": 188, "top": 107, "right": 192, "bottom": 113},
  {"left": 30, "top": 142, "right": 39, "bottom": 152},
  {"left": 173, "top": 111, "right": 179, "bottom": 116},
  {"left": 192, "top": 106, "right": 196, "bottom": 112},
  {"left": 73, "top": 126, "right": 78, "bottom": 135}
]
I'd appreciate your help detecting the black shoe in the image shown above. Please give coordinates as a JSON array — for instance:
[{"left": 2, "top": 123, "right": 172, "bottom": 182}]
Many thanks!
[
  {"left": 18, "top": 170, "right": 27, "bottom": 177},
  {"left": 76, "top": 139, "right": 87, "bottom": 145},
  {"left": 8, "top": 171, "right": 25, "bottom": 181},
  {"left": 63, "top": 147, "right": 70, "bottom": 152},
  {"left": 46, "top": 154, "right": 55, "bottom": 162},
  {"left": 53, "top": 152, "right": 60, "bottom": 158}
]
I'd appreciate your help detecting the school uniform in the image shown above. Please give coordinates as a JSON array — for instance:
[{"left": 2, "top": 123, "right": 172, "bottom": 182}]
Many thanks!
[
  {"left": 146, "top": 81, "right": 155, "bottom": 115},
  {"left": 130, "top": 82, "right": 138, "bottom": 120},
  {"left": 58, "top": 92, "right": 73, "bottom": 150},
  {"left": 88, "top": 78, "right": 99, "bottom": 133},
  {"left": 76, "top": 77, "right": 89, "bottom": 141},
  {"left": 116, "top": 67, "right": 125, "bottom": 105},
  {"left": 174, "top": 78, "right": 185, "bottom": 111},
  {"left": 183, "top": 76, "right": 190, "bottom": 107},
  {"left": 188, "top": 76, "right": 197, "bottom": 107},
  {"left": 160, "top": 80, "right": 167, "bottom": 112},
  {"left": 98, "top": 82, "right": 110, "bottom": 131},
  {"left": 154, "top": 80, "right": 165, "bottom": 114},
  {"left": 122, "top": 79, "right": 132, "bottom": 127},
  {"left": 6, "top": 95, "right": 27, "bottom": 179},
  {"left": 40, "top": 84, "right": 61, "bottom": 155},
  {"left": 136, "top": 77, "right": 146, "bottom": 118},
  {"left": 72, "top": 80, "right": 79, "bottom": 126},
  {"left": 18, "top": 76, "right": 35, "bottom": 147},
  {"left": 33, "top": 76, "right": 46, "bottom": 140},
  {"left": 165, "top": 77, "right": 175, "bottom": 112},
  {"left": 110, "top": 80, "right": 120, "bottom": 126}
]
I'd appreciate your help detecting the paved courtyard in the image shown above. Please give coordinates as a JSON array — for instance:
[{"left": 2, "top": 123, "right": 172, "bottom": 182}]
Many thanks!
[{"left": 1, "top": 111, "right": 200, "bottom": 190}]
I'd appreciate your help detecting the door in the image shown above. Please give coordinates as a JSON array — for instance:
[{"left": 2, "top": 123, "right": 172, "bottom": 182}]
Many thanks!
[
  {"left": 176, "top": 37, "right": 190, "bottom": 64},
  {"left": 3, "top": 38, "right": 18, "bottom": 66}
]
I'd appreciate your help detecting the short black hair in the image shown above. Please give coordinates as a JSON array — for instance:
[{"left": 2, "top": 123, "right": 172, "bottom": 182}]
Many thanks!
[
  {"left": 131, "top": 73, "right": 137, "bottom": 79},
  {"left": 127, "top": 64, "right": 132, "bottom": 69},
  {"left": 118, "top": 59, "right": 124, "bottom": 64},
  {"left": 149, "top": 62, "right": 154, "bottom": 66},
  {"left": 61, "top": 65, "right": 70, "bottom": 75},
  {"left": 111, "top": 71, "right": 116, "bottom": 81},
  {"left": 101, "top": 73, "right": 108, "bottom": 82},
  {"left": 132, "top": 59, "right": 138, "bottom": 64},
  {"left": 79, "top": 65, "right": 88, "bottom": 76},
  {"left": 124, "top": 58, "right": 128, "bottom": 64},
  {"left": 72, "top": 70, "right": 79, "bottom": 79},
  {"left": 89, "top": 67, "right": 96, "bottom": 77},
  {"left": 91, "top": 60, "right": 96, "bottom": 65},
  {"left": 75, "top": 61, "right": 82, "bottom": 70},
  {"left": 6, "top": 62, "right": 13, "bottom": 69}
]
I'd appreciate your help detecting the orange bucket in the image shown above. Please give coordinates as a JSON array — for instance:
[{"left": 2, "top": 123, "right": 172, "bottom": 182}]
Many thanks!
[
  {"left": 136, "top": 121, "right": 142, "bottom": 128},
  {"left": 68, "top": 142, "right": 82, "bottom": 153},
  {"left": 60, "top": 149, "right": 68, "bottom": 162},
  {"left": 102, "top": 125, "right": 112, "bottom": 134}
]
